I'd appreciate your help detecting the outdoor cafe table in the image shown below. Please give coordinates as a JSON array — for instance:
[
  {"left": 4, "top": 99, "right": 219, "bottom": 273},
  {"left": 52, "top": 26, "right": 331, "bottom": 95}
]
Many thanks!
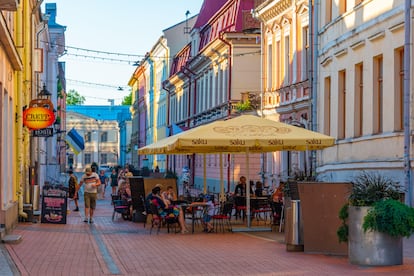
[{"left": 178, "top": 202, "right": 207, "bottom": 234}]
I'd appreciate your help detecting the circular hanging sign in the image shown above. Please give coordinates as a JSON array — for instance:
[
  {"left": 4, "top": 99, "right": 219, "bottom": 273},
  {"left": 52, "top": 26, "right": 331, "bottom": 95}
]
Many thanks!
[{"left": 23, "top": 106, "right": 56, "bottom": 130}]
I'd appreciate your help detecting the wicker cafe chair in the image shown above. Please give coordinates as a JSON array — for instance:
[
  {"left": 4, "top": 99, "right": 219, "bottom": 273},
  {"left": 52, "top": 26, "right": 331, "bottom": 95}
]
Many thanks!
[
  {"left": 142, "top": 196, "right": 151, "bottom": 229},
  {"left": 112, "top": 199, "right": 130, "bottom": 221},
  {"left": 212, "top": 202, "right": 233, "bottom": 233},
  {"left": 149, "top": 203, "right": 162, "bottom": 235},
  {"left": 163, "top": 207, "right": 179, "bottom": 234}
]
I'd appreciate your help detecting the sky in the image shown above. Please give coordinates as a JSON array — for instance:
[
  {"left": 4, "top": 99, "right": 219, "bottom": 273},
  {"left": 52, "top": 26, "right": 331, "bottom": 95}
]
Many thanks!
[{"left": 41, "top": 0, "right": 204, "bottom": 105}]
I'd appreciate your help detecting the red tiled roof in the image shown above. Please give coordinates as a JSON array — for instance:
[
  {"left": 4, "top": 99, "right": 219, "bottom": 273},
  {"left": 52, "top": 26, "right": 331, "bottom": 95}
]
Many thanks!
[
  {"left": 170, "top": 43, "right": 191, "bottom": 76},
  {"left": 193, "top": 0, "right": 229, "bottom": 29},
  {"left": 198, "top": 0, "right": 257, "bottom": 50}
]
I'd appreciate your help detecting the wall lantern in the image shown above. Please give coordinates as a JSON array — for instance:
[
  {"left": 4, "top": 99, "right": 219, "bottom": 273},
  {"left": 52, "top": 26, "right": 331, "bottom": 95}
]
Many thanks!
[{"left": 38, "top": 83, "right": 51, "bottom": 99}]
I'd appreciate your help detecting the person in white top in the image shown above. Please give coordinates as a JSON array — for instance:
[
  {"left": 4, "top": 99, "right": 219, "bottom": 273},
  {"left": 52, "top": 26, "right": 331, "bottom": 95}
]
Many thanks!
[{"left": 78, "top": 167, "right": 101, "bottom": 223}]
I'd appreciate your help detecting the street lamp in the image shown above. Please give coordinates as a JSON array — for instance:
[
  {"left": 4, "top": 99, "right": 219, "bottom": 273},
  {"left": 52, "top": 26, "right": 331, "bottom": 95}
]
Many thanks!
[{"left": 38, "top": 83, "right": 51, "bottom": 99}]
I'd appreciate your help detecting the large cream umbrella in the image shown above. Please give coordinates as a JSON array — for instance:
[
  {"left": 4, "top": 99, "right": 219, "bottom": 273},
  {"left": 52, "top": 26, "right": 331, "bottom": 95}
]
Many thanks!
[
  {"left": 139, "top": 115, "right": 335, "bottom": 154},
  {"left": 139, "top": 115, "right": 336, "bottom": 228}
]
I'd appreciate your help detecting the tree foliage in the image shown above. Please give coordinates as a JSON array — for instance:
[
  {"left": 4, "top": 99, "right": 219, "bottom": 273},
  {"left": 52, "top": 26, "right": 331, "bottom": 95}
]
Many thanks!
[
  {"left": 121, "top": 91, "right": 132, "bottom": 105},
  {"left": 66, "top": 89, "right": 85, "bottom": 105}
]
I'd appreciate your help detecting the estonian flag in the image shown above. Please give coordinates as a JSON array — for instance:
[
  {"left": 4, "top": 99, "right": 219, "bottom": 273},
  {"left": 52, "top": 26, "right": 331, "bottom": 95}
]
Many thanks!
[{"left": 65, "top": 128, "right": 85, "bottom": 155}]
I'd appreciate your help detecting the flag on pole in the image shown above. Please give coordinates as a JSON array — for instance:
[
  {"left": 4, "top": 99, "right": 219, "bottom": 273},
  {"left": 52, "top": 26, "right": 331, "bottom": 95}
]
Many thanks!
[{"left": 65, "top": 128, "right": 84, "bottom": 155}]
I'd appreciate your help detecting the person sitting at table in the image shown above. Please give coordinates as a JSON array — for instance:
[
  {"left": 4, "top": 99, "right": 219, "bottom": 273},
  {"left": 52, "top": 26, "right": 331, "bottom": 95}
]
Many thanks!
[
  {"left": 117, "top": 179, "right": 132, "bottom": 220},
  {"left": 161, "top": 185, "right": 175, "bottom": 205},
  {"left": 201, "top": 194, "right": 215, "bottom": 233},
  {"left": 271, "top": 183, "right": 285, "bottom": 224},
  {"left": 255, "top": 181, "right": 263, "bottom": 197},
  {"left": 148, "top": 185, "right": 189, "bottom": 234},
  {"left": 234, "top": 176, "right": 247, "bottom": 196},
  {"left": 249, "top": 180, "right": 255, "bottom": 196}
]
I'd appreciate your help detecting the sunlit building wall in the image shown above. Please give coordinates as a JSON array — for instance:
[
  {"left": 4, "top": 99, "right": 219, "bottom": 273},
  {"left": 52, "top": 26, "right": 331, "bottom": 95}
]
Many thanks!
[
  {"left": 317, "top": 0, "right": 408, "bottom": 185},
  {"left": 254, "top": 0, "right": 311, "bottom": 184}
]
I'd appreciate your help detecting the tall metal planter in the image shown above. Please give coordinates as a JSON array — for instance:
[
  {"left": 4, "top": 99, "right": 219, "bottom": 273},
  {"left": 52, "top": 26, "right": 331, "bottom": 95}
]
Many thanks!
[{"left": 348, "top": 206, "right": 403, "bottom": 266}]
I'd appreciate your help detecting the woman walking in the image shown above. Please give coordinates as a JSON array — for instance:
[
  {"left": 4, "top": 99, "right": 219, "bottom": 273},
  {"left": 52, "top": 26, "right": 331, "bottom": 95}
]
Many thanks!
[
  {"left": 110, "top": 168, "right": 118, "bottom": 195},
  {"left": 68, "top": 170, "right": 79, "bottom": 211}
]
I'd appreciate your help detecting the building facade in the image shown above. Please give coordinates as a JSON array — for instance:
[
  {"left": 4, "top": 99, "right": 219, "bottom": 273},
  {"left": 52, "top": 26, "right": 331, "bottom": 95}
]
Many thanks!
[
  {"left": 253, "top": 0, "right": 312, "bottom": 184},
  {"left": 316, "top": 0, "right": 408, "bottom": 184},
  {"left": 129, "top": 14, "right": 198, "bottom": 171},
  {"left": 162, "top": 0, "right": 262, "bottom": 194},
  {"left": 66, "top": 105, "right": 132, "bottom": 172},
  {"left": 0, "top": 1, "right": 66, "bottom": 233}
]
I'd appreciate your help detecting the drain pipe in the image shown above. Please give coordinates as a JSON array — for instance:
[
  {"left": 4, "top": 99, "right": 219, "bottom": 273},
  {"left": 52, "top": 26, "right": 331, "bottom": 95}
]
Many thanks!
[
  {"left": 403, "top": 0, "right": 412, "bottom": 206},
  {"left": 181, "top": 66, "right": 197, "bottom": 188},
  {"left": 310, "top": 0, "right": 319, "bottom": 176},
  {"left": 218, "top": 32, "right": 233, "bottom": 193}
]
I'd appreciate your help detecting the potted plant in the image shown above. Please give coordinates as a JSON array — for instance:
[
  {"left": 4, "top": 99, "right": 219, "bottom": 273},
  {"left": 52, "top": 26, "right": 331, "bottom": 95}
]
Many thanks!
[{"left": 337, "top": 171, "right": 414, "bottom": 266}]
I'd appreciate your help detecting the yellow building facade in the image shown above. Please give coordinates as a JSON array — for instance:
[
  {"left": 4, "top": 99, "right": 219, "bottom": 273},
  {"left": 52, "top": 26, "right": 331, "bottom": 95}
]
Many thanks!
[{"left": 0, "top": 0, "right": 42, "bottom": 234}]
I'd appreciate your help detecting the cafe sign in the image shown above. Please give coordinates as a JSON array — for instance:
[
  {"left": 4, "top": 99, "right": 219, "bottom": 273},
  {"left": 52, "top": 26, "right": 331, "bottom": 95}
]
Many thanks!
[{"left": 23, "top": 99, "right": 55, "bottom": 130}]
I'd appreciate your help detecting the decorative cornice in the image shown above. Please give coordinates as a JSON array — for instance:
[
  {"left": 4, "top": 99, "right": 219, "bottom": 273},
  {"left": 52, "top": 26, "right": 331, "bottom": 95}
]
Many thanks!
[{"left": 257, "top": 0, "right": 293, "bottom": 22}]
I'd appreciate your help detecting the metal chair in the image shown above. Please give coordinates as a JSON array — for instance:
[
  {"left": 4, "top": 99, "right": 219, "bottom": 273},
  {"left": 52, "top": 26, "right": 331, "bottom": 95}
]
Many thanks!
[
  {"left": 234, "top": 196, "right": 246, "bottom": 221},
  {"left": 251, "top": 198, "right": 272, "bottom": 225}
]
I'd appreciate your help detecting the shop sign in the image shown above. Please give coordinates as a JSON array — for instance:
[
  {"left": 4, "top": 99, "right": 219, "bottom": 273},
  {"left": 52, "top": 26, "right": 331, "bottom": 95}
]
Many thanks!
[
  {"left": 33, "top": 128, "right": 54, "bottom": 137},
  {"left": 40, "top": 185, "right": 67, "bottom": 224},
  {"left": 23, "top": 105, "right": 55, "bottom": 130}
]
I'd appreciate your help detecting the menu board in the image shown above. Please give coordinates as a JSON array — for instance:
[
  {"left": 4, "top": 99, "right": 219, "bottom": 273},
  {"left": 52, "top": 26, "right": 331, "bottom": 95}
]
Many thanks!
[{"left": 41, "top": 185, "right": 68, "bottom": 224}]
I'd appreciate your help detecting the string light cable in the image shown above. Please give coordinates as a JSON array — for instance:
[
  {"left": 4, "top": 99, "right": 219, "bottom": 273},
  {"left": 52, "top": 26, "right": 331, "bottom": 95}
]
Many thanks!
[{"left": 66, "top": 79, "right": 129, "bottom": 91}]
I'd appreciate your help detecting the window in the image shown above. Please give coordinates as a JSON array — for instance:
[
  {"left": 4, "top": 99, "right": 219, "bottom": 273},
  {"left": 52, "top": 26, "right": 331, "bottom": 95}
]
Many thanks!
[
  {"left": 284, "top": 35, "right": 290, "bottom": 85},
  {"left": 101, "top": 131, "right": 108, "bottom": 142},
  {"left": 267, "top": 43, "right": 273, "bottom": 90},
  {"left": 373, "top": 55, "right": 383, "bottom": 134},
  {"left": 84, "top": 153, "right": 91, "bottom": 165},
  {"left": 275, "top": 40, "right": 281, "bottom": 87},
  {"left": 354, "top": 63, "right": 363, "bottom": 137},
  {"left": 324, "top": 77, "right": 331, "bottom": 135},
  {"left": 85, "top": 132, "right": 91, "bottom": 142},
  {"left": 394, "top": 48, "right": 404, "bottom": 131},
  {"left": 303, "top": 26, "right": 309, "bottom": 81},
  {"left": 325, "top": 0, "right": 332, "bottom": 23},
  {"left": 338, "top": 70, "right": 346, "bottom": 139},
  {"left": 101, "top": 153, "right": 107, "bottom": 164},
  {"left": 339, "top": 0, "right": 347, "bottom": 14}
]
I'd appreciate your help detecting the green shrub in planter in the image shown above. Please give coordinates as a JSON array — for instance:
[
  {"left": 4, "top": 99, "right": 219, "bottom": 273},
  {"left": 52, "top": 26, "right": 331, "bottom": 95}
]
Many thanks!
[
  {"left": 363, "top": 199, "right": 414, "bottom": 238},
  {"left": 348, "top": 171, "right": 402, "bottom": 206}
]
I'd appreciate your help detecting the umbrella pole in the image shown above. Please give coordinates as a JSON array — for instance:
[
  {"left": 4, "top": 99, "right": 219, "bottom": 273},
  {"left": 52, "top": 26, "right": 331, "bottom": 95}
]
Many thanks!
[
  {"left": 203, "top": 154, "right": 207, "bottom": 194},
  {"left": 246, "top": 151, "right": 251, "bottom": 228}
]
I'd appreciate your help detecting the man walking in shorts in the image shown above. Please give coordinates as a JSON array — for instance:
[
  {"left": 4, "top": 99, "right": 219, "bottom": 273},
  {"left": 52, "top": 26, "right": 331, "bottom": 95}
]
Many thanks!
[{"left": 78, "top": 167, "right": 101, "bottom": 223}]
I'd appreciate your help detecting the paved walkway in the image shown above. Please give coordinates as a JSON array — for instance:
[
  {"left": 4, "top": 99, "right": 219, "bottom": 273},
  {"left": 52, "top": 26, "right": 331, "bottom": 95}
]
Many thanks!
[{"left": 2, "top": 188, "right": 414, "bottom": 276}]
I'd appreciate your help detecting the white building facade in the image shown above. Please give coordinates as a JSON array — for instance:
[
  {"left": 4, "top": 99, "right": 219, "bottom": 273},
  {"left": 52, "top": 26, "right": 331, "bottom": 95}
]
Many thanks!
[{"left": 316, "top": 0, "right": 410, "bottom": 198}]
